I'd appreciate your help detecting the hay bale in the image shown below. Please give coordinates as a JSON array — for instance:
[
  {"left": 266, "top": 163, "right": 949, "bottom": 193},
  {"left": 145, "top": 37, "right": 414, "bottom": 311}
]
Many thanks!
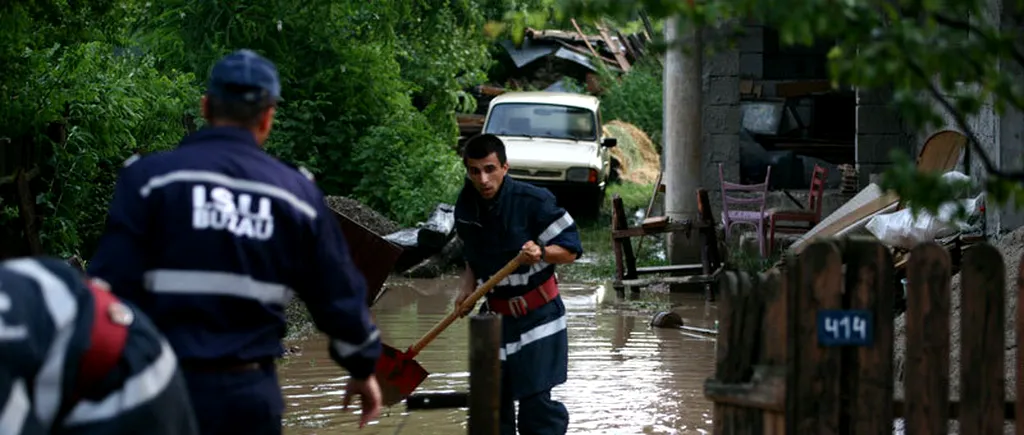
[{"left": 602, "top": 120, "right": 661, "bottom": 185}]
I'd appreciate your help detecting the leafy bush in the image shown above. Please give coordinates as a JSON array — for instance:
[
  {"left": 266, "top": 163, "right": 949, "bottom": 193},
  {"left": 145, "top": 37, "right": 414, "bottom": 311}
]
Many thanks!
[
  {"left": 595, "top": 59, "right": 664, "bottom": 150},
  {"left": 350, "top": 110, "right": 464, "bottom": 225},
  {"left": 1, "top": 41, "right": 196, "bottom": 257}
]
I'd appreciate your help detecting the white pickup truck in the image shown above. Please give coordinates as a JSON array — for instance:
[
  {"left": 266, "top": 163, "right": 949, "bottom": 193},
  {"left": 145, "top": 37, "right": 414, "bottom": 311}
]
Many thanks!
[{"left": 481, "top": 91, "right": 617, "bottom": 217}]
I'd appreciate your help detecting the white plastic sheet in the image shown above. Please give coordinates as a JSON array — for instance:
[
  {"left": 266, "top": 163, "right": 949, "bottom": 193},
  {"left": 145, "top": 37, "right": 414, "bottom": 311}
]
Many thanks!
[{"left": 865, "top": 171, "right": 984, "bottom": 249}]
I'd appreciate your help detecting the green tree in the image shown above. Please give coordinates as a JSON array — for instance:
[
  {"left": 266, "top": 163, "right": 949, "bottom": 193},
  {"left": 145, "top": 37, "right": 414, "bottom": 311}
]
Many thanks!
[
  {"left": 134, "top": 0, "right": 500, "bottom": 224},
  {"left": 556, "top": 0, "right": 1024, "bottom": 217},
  {"left": 1, "top": 1, "right": 197, "bottom": 257}
]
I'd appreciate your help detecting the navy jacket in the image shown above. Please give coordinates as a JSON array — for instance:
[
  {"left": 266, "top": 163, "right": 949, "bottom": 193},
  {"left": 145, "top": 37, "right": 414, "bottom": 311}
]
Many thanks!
[
  {"left": 86, "top": 126, "right": 380, "bottom": 379},
  {"left": 0, "top": 256, "right": 198, "bottom": 435},
  {"left": 454, "top": 176, "right": 583, "bottom": 300}
]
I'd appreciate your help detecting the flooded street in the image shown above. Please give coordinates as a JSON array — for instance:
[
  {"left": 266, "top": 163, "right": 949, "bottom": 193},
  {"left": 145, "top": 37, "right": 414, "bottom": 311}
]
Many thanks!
[{"left": 279, "top": 277, "right": 718, "bottom": 434}]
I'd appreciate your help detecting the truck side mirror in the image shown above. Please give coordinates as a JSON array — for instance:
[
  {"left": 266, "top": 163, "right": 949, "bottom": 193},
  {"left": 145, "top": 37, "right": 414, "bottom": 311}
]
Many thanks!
[{"left": 602, "top": 137, "right": 618, "bottom": 148}]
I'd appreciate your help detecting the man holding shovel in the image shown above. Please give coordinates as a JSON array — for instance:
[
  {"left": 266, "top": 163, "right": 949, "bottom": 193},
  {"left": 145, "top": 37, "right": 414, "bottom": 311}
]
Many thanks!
[{"left": 454, "top": 134, "right": 583, "bottom": 435}]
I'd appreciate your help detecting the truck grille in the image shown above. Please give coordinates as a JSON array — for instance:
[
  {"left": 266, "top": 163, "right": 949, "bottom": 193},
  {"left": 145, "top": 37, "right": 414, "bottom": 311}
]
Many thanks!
[{"left": 509, "top": 168, "right": 563, "bottom": 179}]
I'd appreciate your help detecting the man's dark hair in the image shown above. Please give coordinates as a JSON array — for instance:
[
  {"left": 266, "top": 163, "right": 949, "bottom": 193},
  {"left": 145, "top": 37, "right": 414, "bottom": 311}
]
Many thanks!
[
  {"left": 205, "top": 84, "right": 276, "bottom": 128},
  {"left": 462, "top": 134, "right": 507, "bottom": 165}
]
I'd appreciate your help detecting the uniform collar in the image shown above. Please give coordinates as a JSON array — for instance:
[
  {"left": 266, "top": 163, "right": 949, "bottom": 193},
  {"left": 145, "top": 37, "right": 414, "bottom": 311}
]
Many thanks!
[
  {"left": 179, "top": 125, "right": 261, "bottom": 148},
  {"left": 457, "top": 175, "right": 515, "bottom": 224}
]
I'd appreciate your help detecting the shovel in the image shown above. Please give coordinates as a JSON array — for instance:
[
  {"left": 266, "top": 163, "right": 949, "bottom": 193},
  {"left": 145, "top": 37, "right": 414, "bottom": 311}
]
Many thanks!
[{"left": 376, "top": 253, "right": 524, "bottom": 406}]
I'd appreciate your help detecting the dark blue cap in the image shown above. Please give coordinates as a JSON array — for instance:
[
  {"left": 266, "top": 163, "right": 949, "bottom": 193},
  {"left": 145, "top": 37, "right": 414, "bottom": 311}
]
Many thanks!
[{"left": 206, "top": 49, "right": 281, "bottom": 103}]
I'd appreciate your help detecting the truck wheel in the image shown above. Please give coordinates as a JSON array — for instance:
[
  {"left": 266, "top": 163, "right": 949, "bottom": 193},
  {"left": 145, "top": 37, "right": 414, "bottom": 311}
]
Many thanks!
[{"left": 609, "top": 158, "right": 622, "bottom": 184}]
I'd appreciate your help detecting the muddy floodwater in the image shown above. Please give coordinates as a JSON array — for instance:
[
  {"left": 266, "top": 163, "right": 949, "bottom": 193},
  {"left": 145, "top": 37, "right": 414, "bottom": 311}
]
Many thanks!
[{"left": 279, "top": 277, "right": 718, "bottom": 434}]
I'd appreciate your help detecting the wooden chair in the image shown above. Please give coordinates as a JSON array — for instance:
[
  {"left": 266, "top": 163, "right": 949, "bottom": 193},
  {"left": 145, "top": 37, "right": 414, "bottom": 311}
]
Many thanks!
[
  {"left": 767, "top": 164, "right": 828, "bottom": 253},
  {"left": 719, "top": 163, "right": 772, "bottom": 257}
]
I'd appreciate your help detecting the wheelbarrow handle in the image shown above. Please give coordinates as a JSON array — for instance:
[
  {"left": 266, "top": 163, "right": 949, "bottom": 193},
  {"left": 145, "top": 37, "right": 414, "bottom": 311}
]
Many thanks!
[{"left": 406, "top": 253, "right": 525, "bottom": 356}]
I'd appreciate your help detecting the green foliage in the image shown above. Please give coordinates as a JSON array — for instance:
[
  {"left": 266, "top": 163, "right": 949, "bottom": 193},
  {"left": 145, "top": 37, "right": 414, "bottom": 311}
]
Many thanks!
[
  {"left": 136, "top": 0, "right": 496, "bottom": 225},
  {"left": 39, "top": 44, "right": 197, "bottom": 256},
  {"left": 557, "top": 0, "right": 1024, "bottom": 217},
  {"left": 350, "top": 111, "right": 464, "bottom": 225},
  {"left": 1, "top": 1, "right": 196, "bottom": 258},
  {"left": 2, "top": 0, "right": 536, "bottom": 260},
  {"left": 594, "top": 59, "right": 665, "bottom": 148}
]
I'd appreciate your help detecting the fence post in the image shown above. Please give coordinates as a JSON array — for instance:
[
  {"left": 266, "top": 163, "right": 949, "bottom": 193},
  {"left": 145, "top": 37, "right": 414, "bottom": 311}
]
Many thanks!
[{"left": 468, "top": 313, "right": 501, "bottom": 435}]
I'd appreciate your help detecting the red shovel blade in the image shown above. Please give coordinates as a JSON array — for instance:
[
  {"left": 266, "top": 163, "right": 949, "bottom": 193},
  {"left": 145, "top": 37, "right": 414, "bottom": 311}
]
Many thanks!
[{"left": 376, "top": 343, "right": 429, "bottom": 407}]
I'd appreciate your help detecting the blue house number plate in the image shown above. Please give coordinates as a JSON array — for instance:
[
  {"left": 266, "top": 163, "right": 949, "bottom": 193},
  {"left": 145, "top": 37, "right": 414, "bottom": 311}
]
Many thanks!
[{"left": 817, "top": 310, "right": 874, "bottom": 347}]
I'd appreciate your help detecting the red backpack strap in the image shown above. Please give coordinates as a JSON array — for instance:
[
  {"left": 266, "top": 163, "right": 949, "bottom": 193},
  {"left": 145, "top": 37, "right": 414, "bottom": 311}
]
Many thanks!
[{"left": 70, "top": 278, "right": 131, "bottom": 404}]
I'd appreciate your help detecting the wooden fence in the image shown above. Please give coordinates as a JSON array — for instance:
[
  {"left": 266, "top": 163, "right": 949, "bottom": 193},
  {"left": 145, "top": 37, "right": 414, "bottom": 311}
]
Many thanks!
[{"left": 705, "top": 236, "right": 1022, "bottom": 434}]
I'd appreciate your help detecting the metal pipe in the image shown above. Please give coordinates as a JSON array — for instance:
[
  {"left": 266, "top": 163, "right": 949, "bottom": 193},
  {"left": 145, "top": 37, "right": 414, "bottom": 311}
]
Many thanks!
[{"left": 468, "top": 313, "right": 501, "bottom": 435}]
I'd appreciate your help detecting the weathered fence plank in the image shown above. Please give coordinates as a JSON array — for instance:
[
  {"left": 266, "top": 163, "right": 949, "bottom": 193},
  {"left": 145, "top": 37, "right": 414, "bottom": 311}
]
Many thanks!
[
  {"left": 959, "top": 244, "right": 1005, "bottom": 434},
  {"left": 904, "top": 242, "right": 951, "bottom": 434},
  {"left": 844, "top": 238, "right": 894, "bottom": 435},
  {"left": 712, "top": 272, "right": 766, "bottom": 434},
  {"left": 759, "top": 271, "right": 786, "bottom": 435},
  {"left": 707, "top": 237, "right": 1020, "bottom": 434},
  {"left": 704, "top": 270, "right": 790, "bottom": 434},
  {"left": 792, "top": 241, "right": 843, "bottom": 435}
]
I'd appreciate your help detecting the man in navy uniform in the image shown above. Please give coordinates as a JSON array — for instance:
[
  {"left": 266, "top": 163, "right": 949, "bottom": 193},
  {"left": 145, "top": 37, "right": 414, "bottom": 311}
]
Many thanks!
[
  {"left": 453, "top": 134, "right": 582, "bottom": 435},
  {"left": 0, "top": 256, "right": 199, "bottom": 435},
  {"left": 85, "top": 49, "right": 382, "bottom": 434}
]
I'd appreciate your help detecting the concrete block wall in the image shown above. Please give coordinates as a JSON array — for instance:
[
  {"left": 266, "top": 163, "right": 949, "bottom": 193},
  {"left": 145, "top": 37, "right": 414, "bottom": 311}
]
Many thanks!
[
  {"left": 910, "top": 0, "right": 1024, "bottom": 235},
  {"left": 703, "top": 47, "right": 741, "bottom": 188},
  {"left": 701, "top": 26, "right": 743, "bottom": 222},
  {"left": 855, "top": 87, "right": 915, "bottom": 186},
  {"left": 737, "top": 24, "right": 820, "bottom": 132}
]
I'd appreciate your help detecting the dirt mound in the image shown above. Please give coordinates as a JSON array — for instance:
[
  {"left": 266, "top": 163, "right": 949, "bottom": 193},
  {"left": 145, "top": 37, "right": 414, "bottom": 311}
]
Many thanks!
[
  {"left": 325, "top": 196, "right": 400, "bottom": 236},
  {"left": 894, "top": 226, "right": 1024, "bottom": 401},
  {"left": 603, "top": 120, "right": 661, "bottom": 185}
]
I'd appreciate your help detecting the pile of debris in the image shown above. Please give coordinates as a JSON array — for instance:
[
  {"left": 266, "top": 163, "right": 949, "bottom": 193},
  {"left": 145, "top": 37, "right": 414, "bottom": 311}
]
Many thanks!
[
  {"left": 382, "top": 203, "right": 463, "bottom": 279},
  {"left": 324, "top": 197, "right": 462, "bottom": 280},
  {"left": 458, "top": 21, "right": 656, "bottom": 146},
  {"left": 325, "top": 196, "right": 400, "bottom": 236}
]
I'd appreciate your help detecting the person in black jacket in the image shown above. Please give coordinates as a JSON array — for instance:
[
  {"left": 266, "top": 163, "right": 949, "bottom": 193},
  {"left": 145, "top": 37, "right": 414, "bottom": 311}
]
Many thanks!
[
  {"left": 453, "top": 134, "right": 583, "bottom": 435},
  {"left": 0, "top": 256, "right": 199, "bottom": 435},
  {"left": 86, "top": 49, "right": 382, "bottom": 434}
]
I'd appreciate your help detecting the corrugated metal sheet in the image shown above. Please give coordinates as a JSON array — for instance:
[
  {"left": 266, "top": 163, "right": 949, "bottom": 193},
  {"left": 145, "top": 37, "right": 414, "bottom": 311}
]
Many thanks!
[{"left": 499, "top": 39, "right": 557, "bottom": 68}]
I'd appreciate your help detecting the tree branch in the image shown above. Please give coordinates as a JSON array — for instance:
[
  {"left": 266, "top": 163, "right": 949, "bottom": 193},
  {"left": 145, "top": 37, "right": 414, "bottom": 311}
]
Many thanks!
[
  {"left": 931, "top": 12, "right": 1024, "bottom": 74},
  {"left": 901, "top": 48, "right": 1024, "bottom": 182}
]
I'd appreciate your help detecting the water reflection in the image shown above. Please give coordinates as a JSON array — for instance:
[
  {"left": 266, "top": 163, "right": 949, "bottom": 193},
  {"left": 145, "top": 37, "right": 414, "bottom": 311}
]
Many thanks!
[{"left": 280, "top": 278, "right": 717, "bottom": 434}]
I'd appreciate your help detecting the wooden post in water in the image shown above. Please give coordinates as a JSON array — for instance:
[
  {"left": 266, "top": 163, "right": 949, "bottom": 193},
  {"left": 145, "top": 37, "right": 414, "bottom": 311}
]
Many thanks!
[{"left": 468, "top": 313, "right": 501, "bottom": 435}]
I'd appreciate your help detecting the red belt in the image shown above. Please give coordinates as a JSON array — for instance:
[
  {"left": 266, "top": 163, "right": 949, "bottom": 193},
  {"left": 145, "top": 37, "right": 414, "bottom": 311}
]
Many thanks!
[{"left": 486, "top": 276, "right": 559, "bottom": 318}]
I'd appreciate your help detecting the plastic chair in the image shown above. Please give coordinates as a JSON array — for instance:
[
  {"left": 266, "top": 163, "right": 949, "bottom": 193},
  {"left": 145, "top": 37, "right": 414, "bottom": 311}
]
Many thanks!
[
  {"left": 719, "top": 163, "right": 772, "bottom": 257},
  {"left": 767, "top": 164, "right": 828, "bottom": 253}
]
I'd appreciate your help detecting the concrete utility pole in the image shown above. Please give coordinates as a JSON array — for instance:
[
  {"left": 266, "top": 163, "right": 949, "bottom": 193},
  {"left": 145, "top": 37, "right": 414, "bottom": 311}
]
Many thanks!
[{"left": 663, "top": 16, "right": 704, "bottom": 264}]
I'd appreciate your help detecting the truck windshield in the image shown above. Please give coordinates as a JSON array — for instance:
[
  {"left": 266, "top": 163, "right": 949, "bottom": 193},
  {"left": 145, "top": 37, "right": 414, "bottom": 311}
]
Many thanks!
[{"left": 484, "top": 103, "right": 597, "bottom": 141}]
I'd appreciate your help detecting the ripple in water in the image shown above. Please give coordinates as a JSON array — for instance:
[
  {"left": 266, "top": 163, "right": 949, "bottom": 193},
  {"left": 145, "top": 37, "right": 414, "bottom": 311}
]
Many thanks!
[{"left": 279, "top": 279, "right": 717, "bottom": 434}]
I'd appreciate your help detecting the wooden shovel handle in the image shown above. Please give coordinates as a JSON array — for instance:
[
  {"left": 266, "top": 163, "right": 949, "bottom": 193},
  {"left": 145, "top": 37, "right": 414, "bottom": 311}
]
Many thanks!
[{"left": 407, "top": 254, "right": 524, "bottom": 355}]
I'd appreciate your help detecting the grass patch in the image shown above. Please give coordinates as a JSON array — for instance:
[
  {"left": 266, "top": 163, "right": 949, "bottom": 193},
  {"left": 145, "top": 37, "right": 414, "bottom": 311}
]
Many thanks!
[{"left": 558, "top": 181, "right": 668, "bottom": 282}]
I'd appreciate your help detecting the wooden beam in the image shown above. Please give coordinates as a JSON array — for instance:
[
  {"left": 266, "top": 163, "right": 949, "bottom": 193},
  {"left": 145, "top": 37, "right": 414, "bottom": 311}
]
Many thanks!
[
  {"left": 596, "top": 21, "right": 631, "bottom": 72},
  {"left": 617, "top": 273, "right": 720, "bottom": 287},
  {"left": 612, "top": 220, "right": 711, "bottom": 239},
  {"left": 704, "top": 366, "right": 787, "bottom": 412},
  {"left": 570, "top": 18, "right": 604, "bottom": 62},
  {"left": 635, "top": 264, "right": 705, "bottom": 274}
]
